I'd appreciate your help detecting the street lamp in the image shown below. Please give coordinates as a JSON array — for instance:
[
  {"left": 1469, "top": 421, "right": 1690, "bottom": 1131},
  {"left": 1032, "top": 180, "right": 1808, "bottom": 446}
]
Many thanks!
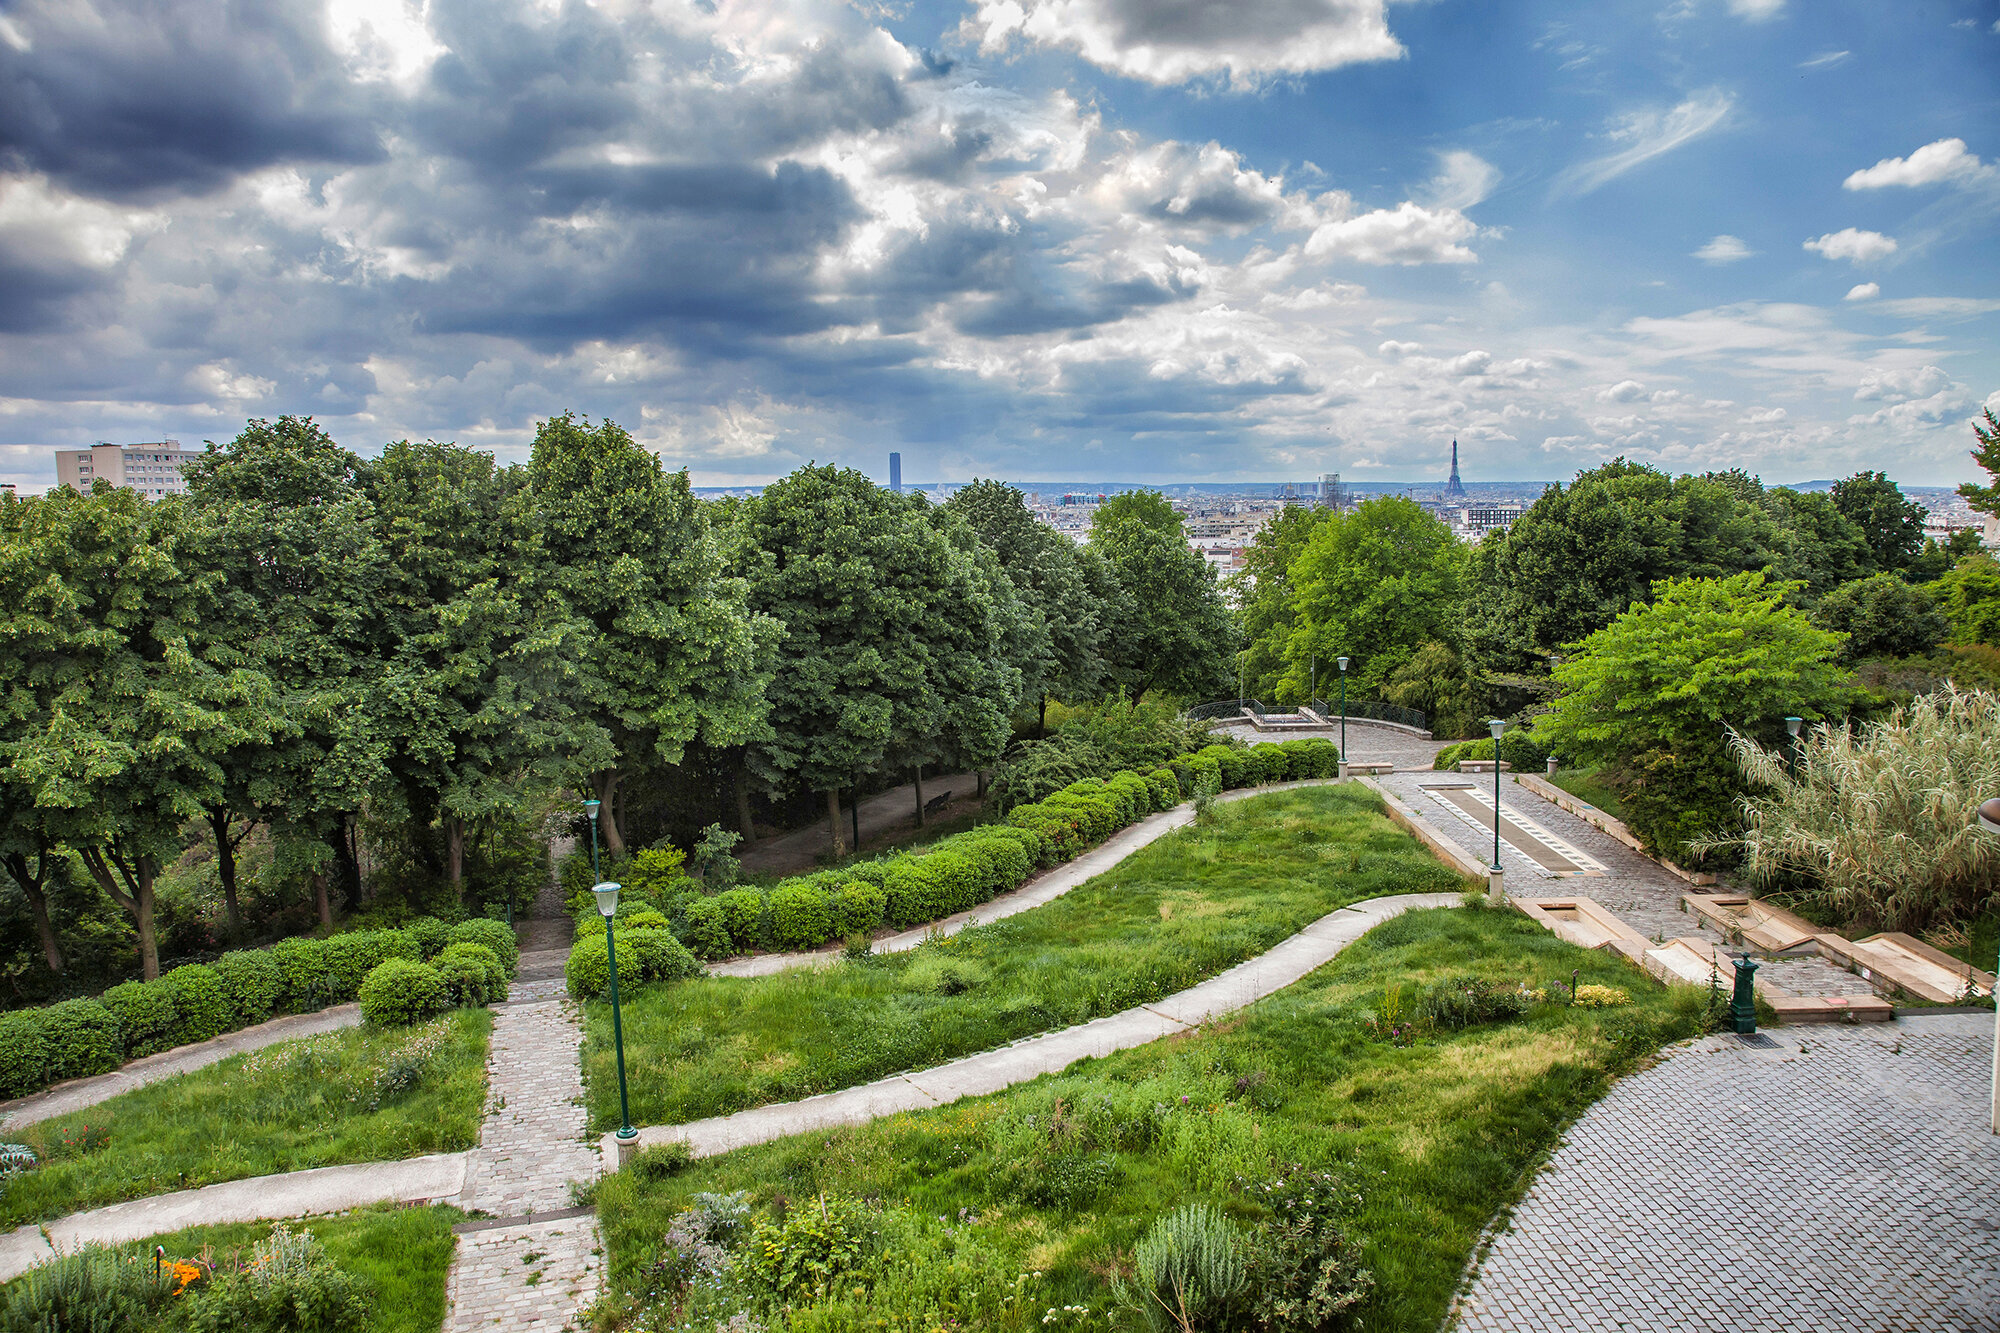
[
  {"left": 584, "top": 797, "right": 603, "bottom": 882},
  {"left": 1488, "top": 718, "right": 1505, "bottom": 875},
  {"left": 592, "top": 880, "right": 638, "bottom": 1147},
  {"left": 1784, "top": 716, "right": 1803, "bottom": 779},
  {"left": 1974, "top": 797, "right": 2000, "bottom": 1135},
  {"left": 1336, "top": 656, "right": 1349, "bottom": 767}
]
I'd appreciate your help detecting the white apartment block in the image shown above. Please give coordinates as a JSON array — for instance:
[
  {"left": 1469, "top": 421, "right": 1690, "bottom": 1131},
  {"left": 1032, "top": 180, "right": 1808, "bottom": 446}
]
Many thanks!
[{"left": 53, "top": 441, "right": 198, "bottom": 498}]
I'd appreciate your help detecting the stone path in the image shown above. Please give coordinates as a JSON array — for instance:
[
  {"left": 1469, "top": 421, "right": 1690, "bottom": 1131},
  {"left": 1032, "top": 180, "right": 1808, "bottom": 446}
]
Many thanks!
[
  {"left": 0, "top": 1003, "right": 364, "bottom": 1132},
  {"left": 1454, "top": 1013, "right": 2000, "bottom": 1331},
  {"left": 606, "top": 891, "right": 1464, "bottom": 1160},
  {"left": 1215, "top": 717, "right": 1448, "bottom": 771}
]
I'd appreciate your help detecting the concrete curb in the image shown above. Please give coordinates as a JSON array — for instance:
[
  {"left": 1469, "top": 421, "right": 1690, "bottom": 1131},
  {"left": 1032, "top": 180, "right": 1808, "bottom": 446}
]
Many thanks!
[
  {"left": 0, "top": 1005, "right": 365, "bottom": 1133},
  {"left": 0, "top": 1151, "right": 469, "bottom": 1283},
  {"left": 1513, "top": 772, "right": 1717, "bottom": 888},
  {"left": 1354, "top": 776, "right": 1490, "bottom": 883},
  {"left": 604, "top": 890, "right": 1463, "bottom": 1163}
]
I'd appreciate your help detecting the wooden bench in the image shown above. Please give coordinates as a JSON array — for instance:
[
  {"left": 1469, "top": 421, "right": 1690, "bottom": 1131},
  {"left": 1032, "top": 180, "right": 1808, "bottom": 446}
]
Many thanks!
[
  {"left": 1456, "top": 759, "right": 1512, "bottom": 773},
  {"left": 923, "top": 790, "right": 953, "bottom": 816}
]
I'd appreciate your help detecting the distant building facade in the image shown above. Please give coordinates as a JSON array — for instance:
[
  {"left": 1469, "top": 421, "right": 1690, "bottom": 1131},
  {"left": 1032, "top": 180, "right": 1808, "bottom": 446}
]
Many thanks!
[
  {"left": 54, "top": 441, "right": 198, "bottom": 498},
  {"left": 889, "top": 452, "right": 902, "bottom": 494},
  {"left": 1318, "top": 473, "right": 1343, "bottom": 510}
]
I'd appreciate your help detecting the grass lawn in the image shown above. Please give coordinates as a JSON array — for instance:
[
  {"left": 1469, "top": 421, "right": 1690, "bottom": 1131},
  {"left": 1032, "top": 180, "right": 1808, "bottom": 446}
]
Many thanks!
[
  {"left": 100, "top": 1203, "right": 460, "bottom": 1333},
  {"left": 580, "top": 786, "right": 1464, "bottom": 1131},
  {"left": 590, "top": 904, "right": 1701, "bottom": 1332},
  {"left": 1543, "top": 765, "right": 1626, "bottom": 820},
  {"left": 1, "top": 1009, "right": 491, "bottom": 1228}
]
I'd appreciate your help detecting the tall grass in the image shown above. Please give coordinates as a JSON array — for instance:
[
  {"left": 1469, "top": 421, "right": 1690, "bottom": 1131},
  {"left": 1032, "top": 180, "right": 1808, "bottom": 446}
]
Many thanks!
[
  {"left": 1712, "top": 686, "right": 2000, "bottom": 930},
  {"left": 581, "top": 787, "right": 1462, "bottom": 1130}
]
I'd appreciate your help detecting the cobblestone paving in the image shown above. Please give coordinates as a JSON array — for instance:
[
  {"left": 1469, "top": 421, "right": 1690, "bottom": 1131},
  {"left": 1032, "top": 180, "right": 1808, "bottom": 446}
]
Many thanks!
[
  {"left": 1215, "top": 719, "right": 1447, "bottom": 770},
  {"left": 446, "top": 1216, "right": 602, "bottom": 1332},
  {"left": 1455, "top": 1015, "right": 2000, "bottom": 1331},
  {"left": 1376, "top": 770, "right": 1876, "bottom": 997}
]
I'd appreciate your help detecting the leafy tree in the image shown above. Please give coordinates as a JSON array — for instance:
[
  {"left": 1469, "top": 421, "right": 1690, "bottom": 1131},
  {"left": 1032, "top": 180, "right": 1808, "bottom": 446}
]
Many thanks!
[
  {"left": 182, "top": 417, "right": 389, "bottom": 926},
  {"left": 1763, "top": 489, "right": 1874, "bottom": 601},
  {"left": 1231, "top": 504, "right": 1334, "bottom": 703},
  {"left": 732, "top": 465, "right": 1017, "bottom": 853},
  {"left": 1091, "top": 489, "right": 1181, "bottom": 538},
  {"left": 1287, "top": 498, "right": 1466, "bottom": 696},
  {"left": 528, "top": 413, "right": 774, "bottom": 858},
  {"left": 1933, "top": 554, "right": 2000, "bottom": 646},
  {"left": 1089, "top": 507, "right": 1236, "bottom": 706},
  {"left": 944, "top": 480, "right": 1102, "bottom": 728},
  {"left": 1955, "top": 405, "right": 2000, "bottom": 517},
  {"left": 1831, "top": 470, "right": 1925, "bottom": 574},
  {"left": 1811, "top": 573, "right": 1949, "bottom": 660},
  {"left": 1534, "top": 571, "right": 1849, "bottom": 860},
  {"left": 1381, "top": 640, "right": 1483, "bottom": 739},
  {"left": 0, "top": 487, "right": 270, "bottom": 978}
]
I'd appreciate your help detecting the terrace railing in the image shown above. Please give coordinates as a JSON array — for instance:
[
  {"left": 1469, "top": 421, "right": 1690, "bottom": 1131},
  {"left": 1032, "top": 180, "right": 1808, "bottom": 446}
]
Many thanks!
[{"left": 1312, "top": 698, "right": 1428, "bottom": 731}]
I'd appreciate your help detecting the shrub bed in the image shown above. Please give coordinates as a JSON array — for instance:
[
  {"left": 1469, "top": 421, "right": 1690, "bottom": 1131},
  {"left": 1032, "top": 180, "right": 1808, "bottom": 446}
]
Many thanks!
[{"left": 565, "top": 927, "right": 703, "bottom": 1001}]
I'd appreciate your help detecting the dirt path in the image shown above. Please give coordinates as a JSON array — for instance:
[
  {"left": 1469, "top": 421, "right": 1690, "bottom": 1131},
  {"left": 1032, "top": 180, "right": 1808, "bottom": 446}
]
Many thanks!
[{"left": 738, "top": 771, "right": 978, "bottom": 878}]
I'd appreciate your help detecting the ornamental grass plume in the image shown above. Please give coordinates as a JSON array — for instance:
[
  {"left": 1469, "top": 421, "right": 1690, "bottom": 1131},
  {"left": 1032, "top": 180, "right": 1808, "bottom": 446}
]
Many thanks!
[{"left": 1706, "top": 685, "right": 2000, "bottom": 931}]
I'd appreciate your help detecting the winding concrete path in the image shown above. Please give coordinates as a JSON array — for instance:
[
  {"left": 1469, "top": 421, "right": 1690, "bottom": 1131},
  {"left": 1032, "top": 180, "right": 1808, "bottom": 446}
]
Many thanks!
[{"left": 605, "top": 890, "right": 1463, "bottom": 1161}]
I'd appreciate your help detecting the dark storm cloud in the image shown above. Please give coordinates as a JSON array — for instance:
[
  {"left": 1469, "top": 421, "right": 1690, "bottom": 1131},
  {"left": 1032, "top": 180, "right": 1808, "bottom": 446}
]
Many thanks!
[
  {"left": 0, "top": 243, "right": 105, "bottom": 332},
  {"left": 0, "top": 0, "right": 384, "bottom": 199},
  {"left": 953, "top": 265, "right": 1198, "bottom": 337}
]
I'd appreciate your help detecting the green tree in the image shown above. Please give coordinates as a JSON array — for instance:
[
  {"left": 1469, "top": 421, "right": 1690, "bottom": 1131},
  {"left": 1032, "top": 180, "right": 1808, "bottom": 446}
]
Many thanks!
[
  {"left": 733, "top": 466, "right": 1017, "bottom": 853},
  {"left": 1763, "top": 488, "right": 1875, "bottom": 601},
  {"left": 1831, "top": 470, "right": 1925, "bottom": 574},
  {"left": 1231, "top": 504, "right": 1334, "bottom": 702},
  {"left": 1287, "top": 498, "right": 1466, "bottom": 696},
  {"left": 1534, "top": 571, "right": 1849, "bottom": 859},
  {"left": 1089, "top": 506, "right": 1236, "bottom": 706},
  {"left": 1934, "top": 554, "right": 2000, "bottom": 646},
  {"left": 529, "top": 413, "right": 773, "bottom": 858},
  {"left": 1091, "top": 489, "right": 1181, "bottom": 537},
  {"left": 1811, "top": 573, "right": 1949, "bottom": 661},
  {"left": 1955, "top": 405, "right": 2000, "bottom": 516}
]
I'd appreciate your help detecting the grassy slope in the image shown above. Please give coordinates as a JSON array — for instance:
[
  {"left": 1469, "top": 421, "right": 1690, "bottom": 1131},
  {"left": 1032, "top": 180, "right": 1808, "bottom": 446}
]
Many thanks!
[
  {"left": 105, "top": 1204, "right": 460, "bottom": 1333},
  {"left": 1544, "top": 765, "right": 1627, "bottom": 820},
  {"left": 594, "top": 906, "right": 1697, "bottom": 1333},
  {"left": 580, "top": 786, "right": 1464, "bottom": 1130},
  {"left": 2, "top": 1009, "right": 491, "bottom": 1228}
]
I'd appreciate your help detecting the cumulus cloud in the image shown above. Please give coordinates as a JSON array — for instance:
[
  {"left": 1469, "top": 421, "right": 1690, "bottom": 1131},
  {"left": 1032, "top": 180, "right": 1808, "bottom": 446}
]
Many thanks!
[
  {"left": 1423, "top": 151, "right": 1500, "bottom": 211},
  {"left": 1304, "top": 202, "right": 1478, "bottom": 265},
  {"left": 1854, "top": 364, "right": 1950, "bottom": 402},
  {"left": 1843, "top": 138, "right": 1992, "bottom": 190},
  {"left": 1845, "top": 282, "right": 1879, "bottom": 301},
  {"left": 1554, "top": 89, "right": 1734, "bottom": 197},
  {"left": 1804, "top": 229, "right": 1898, "bottom": 263},
  {"left": 1693, "top": 234, "right": 1754, "bottom": 263},
  {"left": 1598, "top": 380, "right": 1647, "bottom": 402}
]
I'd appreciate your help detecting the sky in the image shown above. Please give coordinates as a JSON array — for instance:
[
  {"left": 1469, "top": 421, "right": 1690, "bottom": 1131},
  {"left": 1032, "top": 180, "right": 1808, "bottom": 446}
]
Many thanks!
[{"left": 1, "top": 0, "right": 1997, "bottom": 490}]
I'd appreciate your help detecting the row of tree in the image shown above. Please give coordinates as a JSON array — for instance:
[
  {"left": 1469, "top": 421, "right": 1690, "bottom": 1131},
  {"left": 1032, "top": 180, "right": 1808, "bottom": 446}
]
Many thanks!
[{"left": 0, "top": 415, "right": 1235, "bottom": 980}]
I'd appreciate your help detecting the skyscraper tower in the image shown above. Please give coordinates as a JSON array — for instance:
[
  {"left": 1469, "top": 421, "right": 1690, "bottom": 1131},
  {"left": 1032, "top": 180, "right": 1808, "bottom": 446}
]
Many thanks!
[
  {"left": 889, "top": 451, "right": 902, "bottom": 494},
  {"left": 1444, "top": 439, "right": 1465, "bottom": 498}
]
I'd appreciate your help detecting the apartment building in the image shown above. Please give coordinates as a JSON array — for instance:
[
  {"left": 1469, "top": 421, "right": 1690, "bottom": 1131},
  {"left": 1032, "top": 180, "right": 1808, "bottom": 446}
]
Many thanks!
[{"left": 53, "top": 441, "right": 199, "bottom": 497}]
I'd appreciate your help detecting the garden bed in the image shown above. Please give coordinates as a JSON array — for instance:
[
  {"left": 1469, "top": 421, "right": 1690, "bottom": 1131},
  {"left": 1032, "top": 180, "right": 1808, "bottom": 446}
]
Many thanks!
[
  {"left": 0, "top": 1010, "right": 491, "bottom": 1229},
  {"left": 587, "top": 905, "right": 1699, "bottom": 1332}
]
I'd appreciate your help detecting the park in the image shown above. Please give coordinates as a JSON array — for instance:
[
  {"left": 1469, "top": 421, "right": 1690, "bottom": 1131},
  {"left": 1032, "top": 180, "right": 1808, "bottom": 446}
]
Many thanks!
[{"left": 0, "top": 411, "right": 1994, "bottom": 1330}]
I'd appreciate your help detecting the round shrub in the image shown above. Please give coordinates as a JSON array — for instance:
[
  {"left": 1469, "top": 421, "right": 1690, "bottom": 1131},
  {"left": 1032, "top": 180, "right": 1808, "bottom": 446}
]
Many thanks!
[
  {"left": 675, "top": 897, "right": 731, "bottom": 960},
  {"left": 714, "top": 888, "right": 766, "bottom": 953},
  {"left": 406, "top": 917, "right": 451, "bottom": 960},
  {"left": 834, "top": 881, "right": 886, "bottom": 937},
  {"left": 447, "top": 918, "right": 519, "bottom": 978},
  {"left": 623, "top": 930, "right": 701, "bottom": 985},
  {"left": 0, "top": 1011, "right": 50, "bottom": 1100},
  {"left": 158, "top": 964, "right": 233, "bottom": 1046},
  {"left": 433, "top": 942, "right": 503, "bottom": 1006},
  {"left": 374, "top": 928, "right": 421, "bottom": 964},
  {"left": 881, "top": 859, "right": 946, "bottom": 929},
  {"left": 100, "top": 980, "right": 177, "bottom": 1059},
  {"left": 37, "top": 999, "right": 123, "bottom": 1084},
  {"left": 213, "top": 950, "right": 282, "bottom": 1026},
  {"left": 767, "top": 881, "right": 835, "bottom": 950},
  {"left": 564, "top": 929, "right": 701, "bottom": 1000},
  {"left": 317, "top": 933, "right": 380, "bottom": 1003},
  {"left": 1149, "top": 767, "right": 1183, "bottom": 807},
  {"left": 271, "top": 937, "right": 331, "bottom": 1012},
  {"left": 623, "top": 910, "right": 671, "bottom": 932},
  {"left": 357, "top": 958, "right": 448, "bottom": 1026}
]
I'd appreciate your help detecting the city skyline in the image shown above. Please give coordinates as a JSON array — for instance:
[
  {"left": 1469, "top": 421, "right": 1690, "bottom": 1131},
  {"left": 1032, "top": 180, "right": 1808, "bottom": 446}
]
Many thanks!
[{"left": 0, "top": 0, "right": 1995, "bottom": 492}]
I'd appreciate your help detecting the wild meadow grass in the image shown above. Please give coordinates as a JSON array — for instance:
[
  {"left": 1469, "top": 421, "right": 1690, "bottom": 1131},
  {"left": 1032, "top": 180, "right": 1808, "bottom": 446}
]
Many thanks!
[
  {"left": 592, "top": 905, "right": 1697, "bottom": 1332},
  {"left": 1543, "top": 764, "right": 1627, "bottom": 820},
  {"left": 0, "top": 1009, "right": 491, "bottom": 1228},
  {"left": 580, "top": 786, "right": 1463, "bottom": 1130},
  {"left": 94, "top": 1203, "right": 462, "bottom": 1333}
]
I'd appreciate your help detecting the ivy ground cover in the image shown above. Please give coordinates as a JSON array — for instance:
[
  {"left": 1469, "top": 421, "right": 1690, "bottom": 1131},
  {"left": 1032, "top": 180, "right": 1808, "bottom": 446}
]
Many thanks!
[
  {"left": 0, "top": 1010, "right": 490, "bottom": 1228},
  {"left": 590, "top": 905, "right": 1702, "bottom": 1332},
  {"left": 578, "top": 785, "right": 1460, "bottom": 1132}
]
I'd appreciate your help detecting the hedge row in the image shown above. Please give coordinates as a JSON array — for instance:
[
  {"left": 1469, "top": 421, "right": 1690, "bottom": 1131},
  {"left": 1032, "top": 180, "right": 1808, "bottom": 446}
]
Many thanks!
[
  {"left": 1432, "top": 732, "right": 1551, "bottom": 772},
  {"left": 564, "top": 924, "right": 704, "bottom": 1000},
  {"left": 0, "top": 917, "right": 519, "bottom": 1101}
]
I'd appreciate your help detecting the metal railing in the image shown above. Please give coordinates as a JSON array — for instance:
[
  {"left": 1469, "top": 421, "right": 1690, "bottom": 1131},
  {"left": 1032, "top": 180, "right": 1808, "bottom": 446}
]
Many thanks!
[
  {"left": 1185, "top": 699, "right": 1250, "bottom": 722},
  {"left": 1311, "top": 698, "right": 1428, "bottom": 731}
]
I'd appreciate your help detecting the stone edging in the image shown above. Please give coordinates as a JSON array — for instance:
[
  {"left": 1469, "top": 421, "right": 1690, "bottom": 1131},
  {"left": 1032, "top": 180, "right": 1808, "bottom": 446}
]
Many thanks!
[
  {"left": 1352, "top": 777, "right": 1489, "bottom": 883},
  {"left": 1513, "top": 772, "right": 1717, "bottom": 887}
]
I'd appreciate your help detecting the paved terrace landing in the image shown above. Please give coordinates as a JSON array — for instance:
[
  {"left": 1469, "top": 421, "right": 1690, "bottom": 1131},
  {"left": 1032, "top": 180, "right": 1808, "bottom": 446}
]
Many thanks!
[{"left": 1455, "top": 1014, "right": 2000, "bottom": 1331}]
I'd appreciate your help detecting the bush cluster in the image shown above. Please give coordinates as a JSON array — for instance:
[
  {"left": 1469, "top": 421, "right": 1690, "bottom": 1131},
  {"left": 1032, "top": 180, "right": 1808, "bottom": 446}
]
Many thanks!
[
  {"left": 565, "top": 921, "right": 704, "bottom": 1000},
  {"left": 1433, "top": 732, "right": 1551, "bottom": 772},
  {"left": 0, "top": 915, "right": 517, "bottom": 1101}
]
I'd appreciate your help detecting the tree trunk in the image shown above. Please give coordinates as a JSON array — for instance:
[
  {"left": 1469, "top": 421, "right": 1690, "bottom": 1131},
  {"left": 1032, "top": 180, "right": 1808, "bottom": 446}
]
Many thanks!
[
  {"left": 78, "top": 845, "right": 159, "bottom": 980},
  {"left": 133, "top": 859, "right": 158, "bottom": 982},
  {"left": 206, "top": 808, "right": 243, "bottom": 937},
  {"left": 2, "top": 851, "right": 64, "bottom": 975},
  {"left": 733, "top": 767, "right": 757, "bottom": 847},
  {"left": 977, "top": 770, "right": 988, "bottom": 798},
  {"left": 328, "top": 820, "right": 363, "bottom": 908},
  {"left": 826, "top": 788, "right": 846, "bottom": 857},
  {"left": 594, "top": 772, "right": 627, "bottom": 859},
  {"left": 1038, "top": 693, "right": 1049, "bottom": 739},
  {"left": 446, "top": 816, "right": 466, "bottom": 898},
  {"left": 913, "top": 765, "right": 926, "bottom": 827},
  {"left": 312, "top": 869, "right": 333, "bottom": 929}
]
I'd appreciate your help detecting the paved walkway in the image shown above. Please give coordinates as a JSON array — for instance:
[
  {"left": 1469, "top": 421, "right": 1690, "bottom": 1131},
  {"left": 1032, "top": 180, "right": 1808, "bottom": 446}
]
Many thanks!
[
  {"left": 607, "top": 891, "right": 1463, "bottom": 1160},
  {"left": 1455, "top": 1013, "right": 2000, "bottom": 1331},
  {"left": 0, "top": 1004, "right": 363, "bottom": 1132},
  {"left": 1215, "top": 718, "right": 1448, "bottom": 770},
  {"left": 739, "top": 770, "right": 979, "bottom": 878}
]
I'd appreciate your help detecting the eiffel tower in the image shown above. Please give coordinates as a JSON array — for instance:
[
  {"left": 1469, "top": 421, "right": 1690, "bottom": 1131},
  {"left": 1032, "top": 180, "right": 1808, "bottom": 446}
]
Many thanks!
[{"left": 1444, "top": 438, "right": 1466, "bottom": 499}]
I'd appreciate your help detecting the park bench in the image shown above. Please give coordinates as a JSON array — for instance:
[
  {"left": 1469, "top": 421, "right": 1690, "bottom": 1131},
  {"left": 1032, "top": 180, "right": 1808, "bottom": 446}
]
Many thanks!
[
  {"left": 1456, "top": 759, "right": 1512, "bottom": 773},
  {"left": 923, "top": 790, "right": 953, "bottom": 816},
  {"left": 1345, "top": 761, "right": 1394, "bottom": 776}
]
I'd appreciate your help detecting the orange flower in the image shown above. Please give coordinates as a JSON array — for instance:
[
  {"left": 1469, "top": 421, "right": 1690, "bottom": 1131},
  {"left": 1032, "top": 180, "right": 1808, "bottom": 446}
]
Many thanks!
[{"left": 169, "top": 1261, "right": 204, "bottom": 1294}]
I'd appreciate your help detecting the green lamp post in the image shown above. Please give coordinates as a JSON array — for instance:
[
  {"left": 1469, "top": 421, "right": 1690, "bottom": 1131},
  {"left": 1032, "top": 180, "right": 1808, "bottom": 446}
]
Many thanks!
[
  {"left": 1974, "top": 797, "right": 2000, "bottom": 1135},
  {"left": 1784, "top": 716, "right": 1803, "bottom": 779},
  {"left": 592, "top": 880, "right": 637, "bottom": 1146},
  {"left": 1336, "top": 656, "right": 1348, "bottom": 767},
  {"left": 584, "top": 797, "right": 603, "bottom": 882}
]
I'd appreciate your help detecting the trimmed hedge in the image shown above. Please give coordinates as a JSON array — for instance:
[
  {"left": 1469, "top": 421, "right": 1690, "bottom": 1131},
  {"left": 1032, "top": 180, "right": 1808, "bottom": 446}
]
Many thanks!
[
  {"left": 100, "top": 981, "right": 176, "bottom": 1059},
  {"left": 157, "top": 963, "right": 232, "bottom": 1047},
  {"left": 447, "top": 918, "right": 519, "bottom": 977},
  {"left": 768, "top": 881, "right": 834, "bottom": 950},
  {"left": 435, "top": 942, "right": 505, "bottom": 1006},
  {"left": 1433, "top": 732, "right": 1550, "bottom": 773},
  {"left": 565, "top": 927, "right": 703, "bottom": 1000},
  {"left": 715, "top": 888, "right": 766, "bottom": 953},
  {"left": 358, "top": 958, "right": 448, "bottom": 1026},
  {"left": 213, "top": 949, "right": 283, "bottom": 1026},
  {"left": 677, "top": 897, "right": 731, "bottom": 960}
]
